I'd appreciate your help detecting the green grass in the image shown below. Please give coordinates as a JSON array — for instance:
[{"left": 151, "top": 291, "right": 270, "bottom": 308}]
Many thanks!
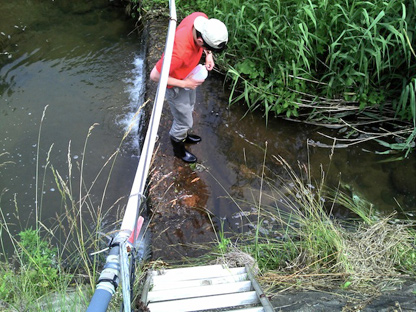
[
  {"left": 0, "top": 227, "right": 82, "bottom": 311},
  {"left": 139, "top": 0, "right": 416, "bottom": 155}
]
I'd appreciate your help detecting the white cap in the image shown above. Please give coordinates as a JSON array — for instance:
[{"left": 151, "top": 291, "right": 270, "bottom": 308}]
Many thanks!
[{"left": 194, "top": 16, "right": 228, "bottom": 51}]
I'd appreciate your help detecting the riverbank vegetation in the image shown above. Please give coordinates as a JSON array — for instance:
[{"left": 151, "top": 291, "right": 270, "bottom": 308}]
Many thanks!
[
  {"left": 0, "top": 107, "right": 144, "bottom": 311},
  {"left": 204, "top": 152, "right": 416, "bottom": 293},
  {"left": 134, "top": 0, "right": 416, "bottom": 156},
  {"left": 1, "top": 148, "right": 414, "bottom": 309},
  {"left": 1, "top": 1, "right": 415, "bottom": 310}
]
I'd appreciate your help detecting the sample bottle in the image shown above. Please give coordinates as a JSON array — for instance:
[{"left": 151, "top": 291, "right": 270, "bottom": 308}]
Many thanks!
[
  {"left": 189, "top": 64, "right": 208, "bottom": 81},
  {"left": 184, "top": 64, "right": 208, "bottom": 90}
]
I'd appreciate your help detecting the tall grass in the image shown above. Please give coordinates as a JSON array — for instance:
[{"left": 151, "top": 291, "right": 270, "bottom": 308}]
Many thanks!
[
  {"left": 0, "top": 105, "right": 146, "bottom": 311},
  {"left": 173, "top": 0, "right": 416, "bottom": 154},
  {"left": 207, "top": 150, "right": 416, "bottom": 292}
]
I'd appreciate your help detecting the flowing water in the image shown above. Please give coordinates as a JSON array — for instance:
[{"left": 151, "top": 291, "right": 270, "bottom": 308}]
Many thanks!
[
  {"left": 1, "top": 1, "right": 415, "bottom": 259},
  {"left": 0, "top": 0, "right": 145, "bottom": 253}
]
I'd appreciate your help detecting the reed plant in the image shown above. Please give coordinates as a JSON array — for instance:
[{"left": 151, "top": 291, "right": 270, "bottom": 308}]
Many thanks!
[{"left": 172, "top": 0, "right": 416, "bottom": 154}]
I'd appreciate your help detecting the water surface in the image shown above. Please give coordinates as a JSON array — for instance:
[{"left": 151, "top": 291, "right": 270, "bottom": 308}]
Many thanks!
[{"left": 0, "top": 1, "right": 145, "bottom": 250}]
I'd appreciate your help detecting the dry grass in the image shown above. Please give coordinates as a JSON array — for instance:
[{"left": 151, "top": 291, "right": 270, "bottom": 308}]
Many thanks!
[
  {"left": 255, "top": 211, "right": 415, "bottom": 294},
  {"left": 211, "top": 246, "right": 260, "bottom": 275},
  {"left": 205, "top": 151, "right": 416, "bottom": 295},
  {"left": 343, "top": 216, "right": 415, "bottom": 287}
]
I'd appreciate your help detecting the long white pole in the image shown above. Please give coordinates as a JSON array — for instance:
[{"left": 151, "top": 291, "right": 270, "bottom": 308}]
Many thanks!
[
  {"left": 87, "top": 1, "right": 177, "bottom": 310},
  {"left": 119, "top": 0, "right": 177, "bottom": 239}
]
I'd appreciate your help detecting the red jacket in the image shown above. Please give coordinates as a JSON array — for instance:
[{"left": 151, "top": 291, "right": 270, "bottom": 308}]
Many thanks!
[{"left": 155, "top": 12, "right": 207, "bottom": 88}]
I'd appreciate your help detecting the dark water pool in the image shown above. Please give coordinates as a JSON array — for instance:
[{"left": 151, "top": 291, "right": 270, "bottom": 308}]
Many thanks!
[{"left": 194, "top": 76, "right": 416, "bottom": 228}]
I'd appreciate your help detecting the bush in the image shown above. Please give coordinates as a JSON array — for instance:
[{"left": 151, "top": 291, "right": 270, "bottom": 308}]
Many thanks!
[
  {"left": 17, "top": 229, "right": 59, "bottom": 293},
  {"left": 0, "top": 229, "right": 62, "bottom": 309},
  {"left": 172, "top": 0, "right": 415, "bottom": 153}
]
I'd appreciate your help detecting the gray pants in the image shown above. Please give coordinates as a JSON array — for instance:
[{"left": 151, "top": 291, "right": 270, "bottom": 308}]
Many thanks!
[{"left": 166, "top": 87, "right": 196, "bottom": 141}]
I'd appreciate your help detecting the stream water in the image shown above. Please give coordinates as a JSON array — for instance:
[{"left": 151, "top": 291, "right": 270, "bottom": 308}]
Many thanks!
[
  {"left": 178, "top": 74, "right": 416, "bottom": 240},
  {"left": 1, "top": 1, "right": 415, "bottom": 258},
  {"left": 0, "top": 0, "right": 145, "bottom": 253}
]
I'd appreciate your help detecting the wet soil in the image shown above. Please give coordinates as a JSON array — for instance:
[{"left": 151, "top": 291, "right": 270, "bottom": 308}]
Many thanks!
[
  {"left": 141, "top": 14, "right": 416, "bottom": 312},
  {"left": 269, "top": 280, "right": 416, "bottom": 312}
]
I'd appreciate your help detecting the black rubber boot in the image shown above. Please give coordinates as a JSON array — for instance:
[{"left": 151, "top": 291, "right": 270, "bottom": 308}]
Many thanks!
[
  {"left": 184, "top": 134, "right": 201, "bottom": 144},
  {"left": 170, "top": 137, "right": 197, "bottom": 163}
]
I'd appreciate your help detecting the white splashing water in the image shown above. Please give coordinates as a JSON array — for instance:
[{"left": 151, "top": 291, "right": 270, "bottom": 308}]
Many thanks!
[{"left": 119, "top": 55, "right": 146, "bottom": 153}]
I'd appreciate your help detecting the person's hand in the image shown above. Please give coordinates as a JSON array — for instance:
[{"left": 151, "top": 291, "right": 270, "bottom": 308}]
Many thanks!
[
  {"left": 205, "top": 52, "right": 215, "bottom": 71},
  {"left": 183, "top": 75, "right": 203, "bottom": 89}
]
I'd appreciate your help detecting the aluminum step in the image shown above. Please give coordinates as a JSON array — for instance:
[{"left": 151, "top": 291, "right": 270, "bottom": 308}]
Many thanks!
[
  {"left": 151, "top": 272, "right": 249, "bottom": 291},
  {"left": 147, "top": 291, "right": 259, "bottom": 312},
  {"left": 140, "top": 264, "right": 273, "bottom": 312},
  {"left": 148, "top": 280, "right": 253, "bottom": 302}
]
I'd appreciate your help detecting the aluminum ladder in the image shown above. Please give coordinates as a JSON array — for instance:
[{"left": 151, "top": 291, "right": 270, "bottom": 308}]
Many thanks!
[{"left": 140, "top": 264, "right": 274, "bottom": 312}]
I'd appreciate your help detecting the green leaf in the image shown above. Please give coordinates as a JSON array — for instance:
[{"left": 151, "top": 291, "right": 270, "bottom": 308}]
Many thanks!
[{"left": 341, "top": 281, "right": 352, "bottom": 289}]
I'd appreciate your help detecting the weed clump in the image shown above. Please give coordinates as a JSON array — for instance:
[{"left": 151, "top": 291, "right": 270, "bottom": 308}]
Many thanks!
[
  {"left": 343, "top": 217, "right": 416, "bottom": 285},
  {"left": 212, "top": 154, "right": 416, "bottom": 293},
  {"left": 0, "top": 229, "right": 63, "bottom": 310}
]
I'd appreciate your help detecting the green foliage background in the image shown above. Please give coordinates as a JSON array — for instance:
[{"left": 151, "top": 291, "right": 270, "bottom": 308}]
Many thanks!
[
  {"left": 177, "top": 0, "right": 414, "bottom": 116},
  {"left": 173, "top": 0, "right": 416, "bottom": 153},
  {"left": 130, "top": 0, "right": 416, "bottom": 154},
  {"left": 0, "top": 229, "right": 60, "bottom": 303}
]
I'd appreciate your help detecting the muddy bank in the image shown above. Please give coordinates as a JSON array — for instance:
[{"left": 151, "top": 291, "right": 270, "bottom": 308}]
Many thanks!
[{"left": 141, "top": 13, "right": 416, "bottom": 312}]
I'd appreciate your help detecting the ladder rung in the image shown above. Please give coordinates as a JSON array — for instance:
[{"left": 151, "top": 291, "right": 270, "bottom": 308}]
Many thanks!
[
  {"left": 220, "top": 308, "right": 264, "bottom": 312},
  {"left": 148, "top": 280, "right": 252, "bottom": 302},
  {"left": 151, "top": 272, "right": 249, "bottom": 291},
  {"left": 147, "top": 290, "right": 259, "bottom": 312},
  {"left": 151, "top": 266, "right": 246, "bottom": 283}
]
